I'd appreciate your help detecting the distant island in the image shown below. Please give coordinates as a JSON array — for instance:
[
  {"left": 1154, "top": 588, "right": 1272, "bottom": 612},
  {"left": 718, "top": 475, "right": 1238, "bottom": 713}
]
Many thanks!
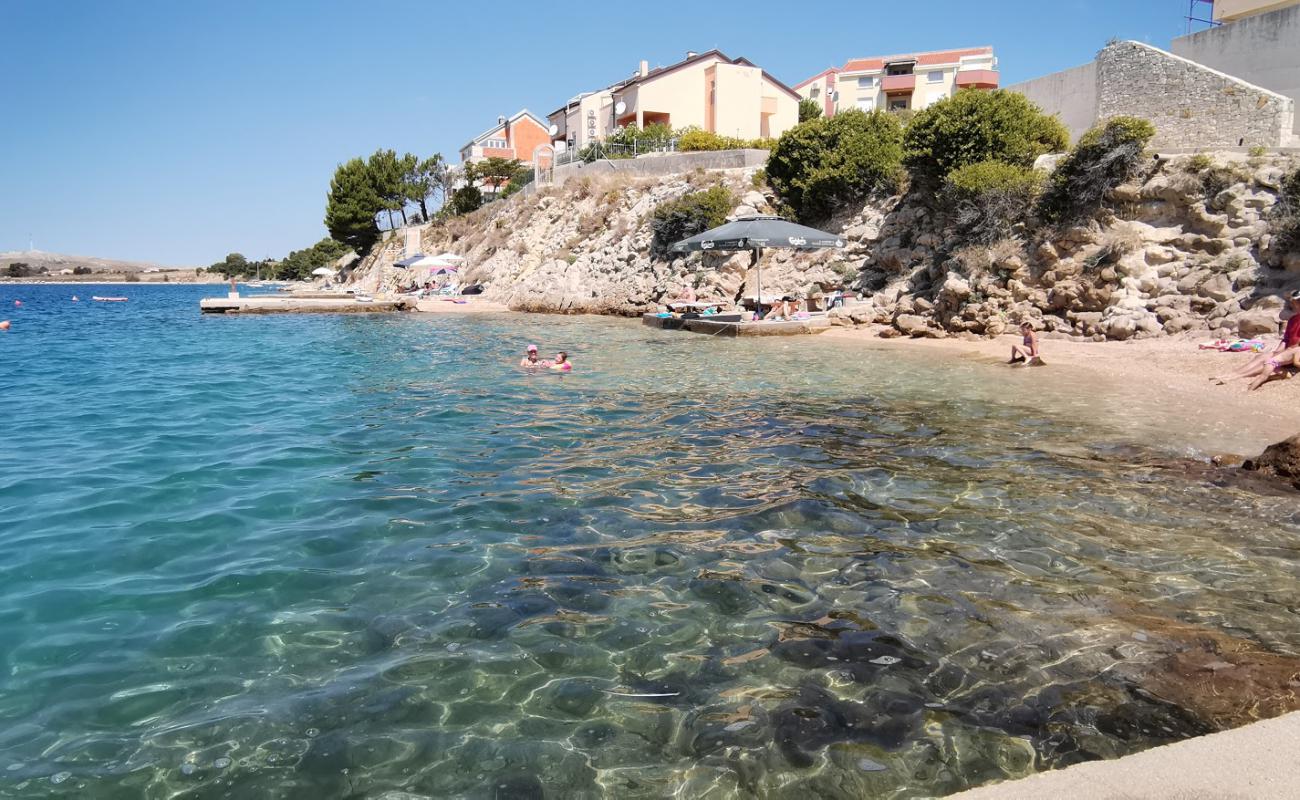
[{"left": 0, "top": 249, "right": 220, "bottom": 283}]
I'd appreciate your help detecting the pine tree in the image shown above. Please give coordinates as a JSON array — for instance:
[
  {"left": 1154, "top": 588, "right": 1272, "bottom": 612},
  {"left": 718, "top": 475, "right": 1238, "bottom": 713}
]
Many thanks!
[{"left": 324, "top": 158, "right": 383, "bottom": 253}]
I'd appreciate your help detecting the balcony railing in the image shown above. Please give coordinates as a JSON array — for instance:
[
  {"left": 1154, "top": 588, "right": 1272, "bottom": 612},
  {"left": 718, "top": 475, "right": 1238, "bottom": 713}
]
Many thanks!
[
  {"left": 956, "top": 69, "right": 1000, "bottom": 89},
  {"left": 881, "top": 73, "right": 916, "bottom": 93}
]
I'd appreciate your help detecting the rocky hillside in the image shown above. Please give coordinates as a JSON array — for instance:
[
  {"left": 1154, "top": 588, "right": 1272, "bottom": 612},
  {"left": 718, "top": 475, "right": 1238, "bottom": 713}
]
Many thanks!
[
  {"left": 349, "top": 168, "right": 853, "bottom": 315},
  {"left": 349, "top": 153, "right": 1300, "bottom": 340},
  {"left": 842, "top": 153, "right": 1300, "bottom": 340}
]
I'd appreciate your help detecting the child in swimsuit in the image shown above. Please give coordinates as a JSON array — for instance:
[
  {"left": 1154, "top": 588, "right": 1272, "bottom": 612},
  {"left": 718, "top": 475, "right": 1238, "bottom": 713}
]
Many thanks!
[
  {"left": 1010, "top": 322, "right": 1040, "bottom": 364},
  {"left": 550, "top": 351, "right": 572, "bottom": 372}
]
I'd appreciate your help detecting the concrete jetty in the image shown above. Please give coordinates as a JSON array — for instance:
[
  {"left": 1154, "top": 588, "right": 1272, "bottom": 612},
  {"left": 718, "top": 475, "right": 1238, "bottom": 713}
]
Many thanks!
[
  {"left": 200, "top": 295, "right": 412, "bottom": 314},
  {"left": 641, "top": 313, "right": 832, "bottom": 337}
]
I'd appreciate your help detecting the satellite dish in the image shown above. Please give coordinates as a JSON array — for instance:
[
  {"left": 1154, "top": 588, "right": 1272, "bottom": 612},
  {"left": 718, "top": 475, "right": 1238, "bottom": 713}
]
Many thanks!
[
  {"left": 614, "top": 100, "right": 627, "bottom": 115},
  {"left": 548, "top": 123, "right": 559, "bottom": 136}
]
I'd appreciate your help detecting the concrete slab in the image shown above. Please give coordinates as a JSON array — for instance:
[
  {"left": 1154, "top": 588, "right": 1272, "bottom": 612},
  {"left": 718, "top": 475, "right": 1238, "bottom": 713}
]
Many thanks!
[
  {"left": 199, "top": 296, "right": 410, "bottom": 314},
  {"left": 949, "top": 711, "right": 1300, "bottom": 799},
  {"left": 641, "top": 314, "right": 831, "bottom": 337}
]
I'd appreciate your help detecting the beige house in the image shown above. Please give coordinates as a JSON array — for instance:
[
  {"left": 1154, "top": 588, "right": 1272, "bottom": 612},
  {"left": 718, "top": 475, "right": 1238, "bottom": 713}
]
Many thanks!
[
  {"left": 1213, "top": 0, "right": 1300, "bottom": 21},
  {"left": 547, "top": 50, "right": 800, "bottom": 152},
  {"left": 796, "top": 47, "right": 999, "bottom": 117}
]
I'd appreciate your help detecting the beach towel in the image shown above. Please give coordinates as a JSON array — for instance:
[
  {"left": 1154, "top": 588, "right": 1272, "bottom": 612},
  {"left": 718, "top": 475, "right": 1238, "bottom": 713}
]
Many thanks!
[{"left": 1198, "top": 339, "right": 1265, "bottom": 353}]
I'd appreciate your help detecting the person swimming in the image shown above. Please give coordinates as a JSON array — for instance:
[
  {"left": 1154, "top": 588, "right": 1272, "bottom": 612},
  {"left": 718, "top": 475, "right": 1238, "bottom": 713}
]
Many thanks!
[
  {"left": 520, "top": 344, "right": 543, "bottom": 367},
  {"left": 550, "top": 351, "right": 572, "bottom": 372}
]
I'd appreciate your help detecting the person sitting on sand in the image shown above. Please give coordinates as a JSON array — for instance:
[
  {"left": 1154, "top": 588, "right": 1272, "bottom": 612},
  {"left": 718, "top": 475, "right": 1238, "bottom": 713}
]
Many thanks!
[
  {"left": 1010, "top": 322, "right": 1042, "bottom": 365},
  {"left": 520, "top": 344, "right": 544, "bottom": 368},
  {"left": 1213, "top": 291, "right": 1300, "bottom": 387},
  {"left": 550, "top": 351, "right": 572, "bottom": 372}
]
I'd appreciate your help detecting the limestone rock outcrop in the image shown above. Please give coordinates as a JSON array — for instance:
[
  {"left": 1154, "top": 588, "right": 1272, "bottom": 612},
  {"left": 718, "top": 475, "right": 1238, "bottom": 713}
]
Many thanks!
[{"left": 347, "top": 153, "right": 1299, "bottom": 338}]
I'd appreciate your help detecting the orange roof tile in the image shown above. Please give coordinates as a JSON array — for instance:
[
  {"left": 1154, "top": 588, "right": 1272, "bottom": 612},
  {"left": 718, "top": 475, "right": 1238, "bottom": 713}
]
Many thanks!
[{"left": 840, "top": 46, "right": 993, "bottom": 74}]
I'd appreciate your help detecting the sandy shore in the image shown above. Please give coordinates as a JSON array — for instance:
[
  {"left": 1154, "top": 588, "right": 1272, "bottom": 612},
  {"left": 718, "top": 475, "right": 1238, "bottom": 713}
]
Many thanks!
[{"left": 824, "top": 326, "right": 1300, "bottom": 457}]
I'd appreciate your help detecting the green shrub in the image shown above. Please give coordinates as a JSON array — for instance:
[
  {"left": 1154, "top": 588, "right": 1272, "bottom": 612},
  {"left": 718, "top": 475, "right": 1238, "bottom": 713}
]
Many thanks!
[
  {"left": 608, "top": 122, "right": 675, "bottom": 151},
  {"left": 447, "top": 185, "right": 483, "bottom": 216},
  {"left": 942, "top": 161, "right": 1043, "bottom": 244},
  {"left": 751, "top": 168, "right": 767, "bottom": 189},
  {"left": 1271, "top": 167, "right": 1300, "bottom": 252},
  {"left": 1186, "top": 153, "right": 1213, "bottom": 173},
  {"left": 766, "top": 109, "right": 905, "bottom": 222},
  {"left": 903, "top": 89, "right": 1069, "bottom": 188},
  {"left": 1038, "top": 116, "right": 1156, "bottom": 224},
  {"left": 677, "top": 127, "right": 727, "bottom": 151},
  {"left": 675, "top": 127, "right": 772, "bottom": 152},
  {"left": 650, "top": 185, "right": 733, "bottom": 258},
  {"left": 798, "top": 98, "right": 823, "bottom": 123},
  {"left": 501, "top": 169, "right": 534, "bottom": 198},
  {"left": 1249, "top": 145, "right": 1268, "bottom": 158}
]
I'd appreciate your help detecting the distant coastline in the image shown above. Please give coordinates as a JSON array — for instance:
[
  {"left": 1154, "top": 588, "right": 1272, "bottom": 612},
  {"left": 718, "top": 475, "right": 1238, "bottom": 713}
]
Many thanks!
[{"left": 0, "top": 275, "right": 227, "bottom": 285}]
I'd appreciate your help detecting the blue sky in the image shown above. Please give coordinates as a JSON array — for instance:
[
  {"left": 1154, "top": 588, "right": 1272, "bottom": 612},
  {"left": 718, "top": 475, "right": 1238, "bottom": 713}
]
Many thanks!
[{"left": 0, "top": 0, "right": 1201, "bottom": 266}]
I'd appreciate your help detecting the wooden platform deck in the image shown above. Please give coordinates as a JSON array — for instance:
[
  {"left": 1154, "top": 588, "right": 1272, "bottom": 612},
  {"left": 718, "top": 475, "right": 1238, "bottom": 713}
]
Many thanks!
[
  {"left": 199, "top": 295, "right": 412, "bottom": 314},
  {"left": 641, "top": 314, "right": 831, "bottom": 337}
]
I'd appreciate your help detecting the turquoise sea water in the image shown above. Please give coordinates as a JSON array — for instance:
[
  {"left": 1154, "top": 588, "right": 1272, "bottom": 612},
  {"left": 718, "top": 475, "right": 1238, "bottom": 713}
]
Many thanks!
[{"left": 2, "top": 284, "right": 1299, "bottom": 799}]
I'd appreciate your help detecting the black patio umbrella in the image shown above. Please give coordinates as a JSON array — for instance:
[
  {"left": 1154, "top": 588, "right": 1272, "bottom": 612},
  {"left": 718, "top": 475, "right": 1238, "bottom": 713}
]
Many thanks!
[{"left": 670, "top": 216, "right": 845, "bottom": 311}]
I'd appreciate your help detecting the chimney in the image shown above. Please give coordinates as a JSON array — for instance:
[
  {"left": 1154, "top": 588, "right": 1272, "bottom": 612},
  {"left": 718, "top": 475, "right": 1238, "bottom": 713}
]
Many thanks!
[
  {"left": 639, "top": 59, "right": 649, "bottom": 78},
  {"left": 686, "top": 50, "right": 698, "bottom": 60}
]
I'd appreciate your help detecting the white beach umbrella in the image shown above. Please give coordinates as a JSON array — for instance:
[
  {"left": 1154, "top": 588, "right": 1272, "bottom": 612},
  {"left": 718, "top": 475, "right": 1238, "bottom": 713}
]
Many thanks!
[{"left": 311, "top": 267, "right": 336, "bottom": 277}]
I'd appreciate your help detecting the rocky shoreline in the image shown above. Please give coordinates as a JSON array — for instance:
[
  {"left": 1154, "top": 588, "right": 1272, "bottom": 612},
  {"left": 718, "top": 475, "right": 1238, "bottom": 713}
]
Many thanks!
[{"left": 348, "top": 151, "right": 1299, "bottom": 346}]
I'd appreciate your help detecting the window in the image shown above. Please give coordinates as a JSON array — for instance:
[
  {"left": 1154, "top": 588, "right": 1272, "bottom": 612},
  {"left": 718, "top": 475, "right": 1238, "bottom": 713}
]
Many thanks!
[
  {"left": 889, "top": 98, "right": 909, "bottom": 112},
  {"left": 810, "top": 87, "right": 820, "bottom": 99},
  {"left": 927, "top": 71, "right": 943, "bottom": 83},
  {"left": 857, "top": 76, "right": 875, "bottom": 89},
  {"left": 856, "top": 98, "right": 874, "bottom": 111}
]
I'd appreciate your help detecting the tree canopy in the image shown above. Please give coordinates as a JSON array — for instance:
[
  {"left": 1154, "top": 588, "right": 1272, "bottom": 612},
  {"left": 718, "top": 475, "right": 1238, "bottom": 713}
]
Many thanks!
[
  {"left": 325, "top": 157, "right": 385, "bottom": 254},
  {"left": 902, "top": 89, "right": 1069, "bottom": 188},
  {"left": 766, "top": 109, "right": 906, "bottom": 222},
  {"left": 798, "top": 98, "right": 823, "bottom": 123}
]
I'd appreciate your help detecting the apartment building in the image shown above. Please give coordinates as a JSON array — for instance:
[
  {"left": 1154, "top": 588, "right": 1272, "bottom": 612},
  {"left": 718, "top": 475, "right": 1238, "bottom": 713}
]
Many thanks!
[
  {"left": 795, "top": 47, "right": 999, "bottom": 117},
  {"left": 1212, "top": 0, "right": 1300, "bottom": 21},
  {"left": 458, "top": 109, "right": 551, "bottom": 167},
  {"left": 546, "top": 50, "right": 801, "bottom": 152}
]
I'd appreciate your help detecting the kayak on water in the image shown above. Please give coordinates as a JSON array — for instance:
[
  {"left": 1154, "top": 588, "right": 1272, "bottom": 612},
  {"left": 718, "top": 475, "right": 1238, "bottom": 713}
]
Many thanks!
[{"left": 92, "top": 296, "right": 128, "bottom": 302}]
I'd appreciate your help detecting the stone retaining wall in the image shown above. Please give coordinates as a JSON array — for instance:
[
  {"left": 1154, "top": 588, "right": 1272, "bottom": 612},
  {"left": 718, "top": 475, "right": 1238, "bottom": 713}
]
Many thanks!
[
  {"left": 1097, "top": 41, "right": 1294, "bottom": 149},
  {"left": 541, "top": 148, "right": 768, "bottom": 191},
  {"left": 1008, "top": 40, "right": 1295, "bottom": 149}
]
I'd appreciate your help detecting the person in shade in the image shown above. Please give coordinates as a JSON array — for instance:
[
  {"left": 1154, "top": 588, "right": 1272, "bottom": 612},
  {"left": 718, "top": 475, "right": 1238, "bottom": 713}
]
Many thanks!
[
  {"left": 1010, "top": 322, "right": 1042, "bottom": 365},
  {"left": 520, "top": 344, "right": 544, "bottom": 368},
  {"left": 1213, "top": 290, "right": 1300, "bottom": 387},
  {"left": 550, "top": 351, "right": 572, "bottom": 372}
]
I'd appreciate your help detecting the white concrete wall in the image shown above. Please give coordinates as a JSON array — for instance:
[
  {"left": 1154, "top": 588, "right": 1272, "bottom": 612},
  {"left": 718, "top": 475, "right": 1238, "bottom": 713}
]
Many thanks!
[
  {"left": 713, "top": 63, "right": 763, "bottom": 139},
  {"left": 1005, "top": 61, "right": 1098, "bottom": 144},
  {"left": 1173, "top": 3, "right": 1300, "bottom": 135}
]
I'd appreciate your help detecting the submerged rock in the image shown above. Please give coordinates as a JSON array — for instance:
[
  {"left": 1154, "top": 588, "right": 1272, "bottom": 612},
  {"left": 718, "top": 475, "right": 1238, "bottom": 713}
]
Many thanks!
[{"left": 1242, "top": 433, "right": 1300, "bottom": 489}]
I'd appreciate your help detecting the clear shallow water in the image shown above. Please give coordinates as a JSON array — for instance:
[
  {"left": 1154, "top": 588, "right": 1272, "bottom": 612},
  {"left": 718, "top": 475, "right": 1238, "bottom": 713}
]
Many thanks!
[{"left": 1, "top": 284, "right": 1299, "bottom": 799}]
